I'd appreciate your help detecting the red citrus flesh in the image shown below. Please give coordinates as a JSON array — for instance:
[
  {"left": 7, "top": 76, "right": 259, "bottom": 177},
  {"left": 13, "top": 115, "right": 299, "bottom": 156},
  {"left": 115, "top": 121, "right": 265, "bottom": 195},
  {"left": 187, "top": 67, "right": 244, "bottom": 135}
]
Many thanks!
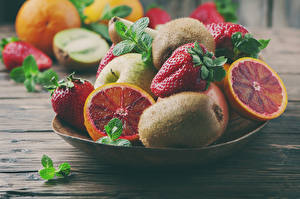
[
  {"left": 84, "top": 83, "right": 155, "bottom": 142},
  {"left": 224, "top": 58, "right": 287, "bottom": 121}
]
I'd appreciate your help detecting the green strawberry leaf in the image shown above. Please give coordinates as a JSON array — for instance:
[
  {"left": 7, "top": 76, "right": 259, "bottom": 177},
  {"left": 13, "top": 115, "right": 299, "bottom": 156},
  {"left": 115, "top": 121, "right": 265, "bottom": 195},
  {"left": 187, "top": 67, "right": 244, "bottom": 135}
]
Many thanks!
[
  {"left": 114, "top": 139, "right": 132, "bottom": 147},
  {"left": 39, "top": 167, "right": 56, "bottom": 180},
  {"left": 258, "top": 39, "right": 270, "bottom": 50},
  {"left": 41, "top": 154, "right": 53, "bottom": 168},
  {"left": 201, "top": 66, "right": 209, "bottom": 80},
  {"left": 55, "top": 163, "right": 71, "bottom": 177},
  {"left": 214, "top": 67, "right": 226, "bottom": 82},
  {"left": 10, "top": 67, "right": 25, "bottom": 83},
  {"left": 214, "top": 56, "right": 227, "bottom": 66},
  {"left": 113, "top": 40, "right": 136, "bottom": 56},
  {"left": 96, "top": 136, "right": 111, "bottom": 144},
  {"left": 203, "top": 57, "right": 214, "bottom": 68}
]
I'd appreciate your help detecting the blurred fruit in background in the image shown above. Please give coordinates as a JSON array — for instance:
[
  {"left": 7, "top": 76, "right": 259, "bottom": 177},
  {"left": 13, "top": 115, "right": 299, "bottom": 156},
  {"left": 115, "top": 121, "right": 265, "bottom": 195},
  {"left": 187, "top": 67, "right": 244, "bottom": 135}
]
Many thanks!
[
  {"left": 84, "top": 0, "right": 143, "bottom": 24},
  {"left": 145, "top": 6, "right": 171, "bottom": 29},
  {"left": 15, "top": 0, "right": 81, "bottom": 56}
]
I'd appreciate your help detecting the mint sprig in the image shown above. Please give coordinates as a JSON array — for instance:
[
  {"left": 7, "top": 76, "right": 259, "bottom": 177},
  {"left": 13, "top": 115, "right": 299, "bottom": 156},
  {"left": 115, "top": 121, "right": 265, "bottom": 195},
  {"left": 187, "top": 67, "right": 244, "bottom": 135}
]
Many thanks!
[
  {"left": 39, "top": 155, "right": 71, "bottom": 180},
  {"left": 96, "top": 118, "right": 131, "bottom": 147},
  {"left": 0, "top": 37, "right": 19, "bottom": 61},
  {"left": 9, "top": 55, "right": 58, "bottom": 92},
  {"left": 113, "top": 17, "right": 153, "bottom": 65},
  {"left": 188, "top": 42, "right": 227, "bottom": 89},
  {"left": 215, "top": 0, "right": 238, "bottom": 23},
  {"left": 101, "top": 4, "right": 132, "bottom": 20}
]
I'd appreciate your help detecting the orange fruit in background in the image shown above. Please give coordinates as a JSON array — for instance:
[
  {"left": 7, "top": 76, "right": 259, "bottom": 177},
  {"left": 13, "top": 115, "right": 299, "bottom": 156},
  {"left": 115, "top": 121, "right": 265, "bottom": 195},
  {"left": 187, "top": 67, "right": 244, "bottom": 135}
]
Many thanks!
[
  {"left": 84, "top": 0, "right": 144, "bottom": 24},
  {"left": 84, "top": 83, "right": 155, "bottom": 143},
  {"left": 224, "top": 57, "right": 288, "bottom": 121},
  {"left": 15, "top": 0, "right": 81, "bottom": 56}
]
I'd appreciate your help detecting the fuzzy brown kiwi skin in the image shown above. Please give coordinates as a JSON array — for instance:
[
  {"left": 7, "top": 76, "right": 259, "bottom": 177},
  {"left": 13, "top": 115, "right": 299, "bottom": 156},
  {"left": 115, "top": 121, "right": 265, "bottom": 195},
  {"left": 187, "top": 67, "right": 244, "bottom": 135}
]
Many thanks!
[
  {"left": 53, "top": 45, "right": 99, "bottom": 71},
  {"left": 152, "top": 18, "right": 216, "bottom": 70},
  {"left": 138, "top": 92, "right": 227, "bottom": 148}
]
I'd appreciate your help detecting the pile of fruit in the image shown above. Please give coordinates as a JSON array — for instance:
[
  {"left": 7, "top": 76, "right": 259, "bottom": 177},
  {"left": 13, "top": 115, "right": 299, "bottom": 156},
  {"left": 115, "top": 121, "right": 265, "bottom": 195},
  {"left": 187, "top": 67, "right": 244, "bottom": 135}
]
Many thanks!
[{"left": 1, "top": 0, "right": 287, "bottom": 149}]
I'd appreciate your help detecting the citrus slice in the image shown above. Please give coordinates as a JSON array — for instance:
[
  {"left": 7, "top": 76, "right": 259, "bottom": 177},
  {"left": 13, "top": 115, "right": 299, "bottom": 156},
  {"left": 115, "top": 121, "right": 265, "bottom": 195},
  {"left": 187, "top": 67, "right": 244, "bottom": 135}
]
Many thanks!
[
  {"left": 224, "top": 57, "right": 287, "bottom": 121},
  {"left": 84, "top": 83, "right": 155, "bottom": 142}
]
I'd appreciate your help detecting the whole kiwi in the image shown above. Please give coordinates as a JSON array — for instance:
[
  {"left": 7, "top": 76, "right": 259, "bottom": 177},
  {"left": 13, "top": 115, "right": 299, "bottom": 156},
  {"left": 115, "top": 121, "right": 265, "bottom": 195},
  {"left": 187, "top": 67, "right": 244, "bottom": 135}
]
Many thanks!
[
  {"left": 138, "top": 92, "right": 227, "bottom": 148},
  {"left": 152, "top": 18, "right": 215, "bottom": 69}
]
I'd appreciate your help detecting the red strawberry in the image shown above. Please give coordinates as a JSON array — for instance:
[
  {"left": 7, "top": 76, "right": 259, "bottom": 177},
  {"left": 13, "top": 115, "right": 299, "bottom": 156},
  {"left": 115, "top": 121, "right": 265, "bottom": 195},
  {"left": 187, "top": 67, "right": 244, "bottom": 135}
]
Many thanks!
[
  {"left": 151, "top": 42, "right": 227, "bottom": 97},
  {"left": 145, "top": 7, "right": 171, "bottom": 29},
  {"left": 206, "top": 22, "right": 249, "bottom": 50},
  {"left": 190, "top": 1, "right": 237, "bottom": 25},
  {"left": 206, "top": 23, "right": 270, "bottom": 63},
  {"left": 2, "top": 41, "right": 52, "bottom": 71},
  {"left": 96, "top": 44, "right": 116, "bottom": 78},
  {"left": 51, "top": 74, "right": 94, "bottom": 131}
]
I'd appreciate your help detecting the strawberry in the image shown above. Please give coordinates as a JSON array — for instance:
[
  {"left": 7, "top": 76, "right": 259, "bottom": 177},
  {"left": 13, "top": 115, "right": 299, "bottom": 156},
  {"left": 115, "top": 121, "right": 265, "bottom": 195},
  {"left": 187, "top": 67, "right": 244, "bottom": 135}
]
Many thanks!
[
  {"left": 2, "top": 41, "right": 52, "bottom": 71},
  {"left": 190, "top": 0, "right": 237, "bottom": 25},
  {"left": 207, "top": 23, "right": 270, "bottom": 63},
  {"left": 151, "top": 42, "right": 227, "bottom": 97},
  {"left": 96, "top": 44, "right": 116, "bottom": 78},
  {"left": 50, "top": 74, "right": 94, "bottom": 131},
  {"left": 145, "top": 7, "right": 171, "bottom": 29}
]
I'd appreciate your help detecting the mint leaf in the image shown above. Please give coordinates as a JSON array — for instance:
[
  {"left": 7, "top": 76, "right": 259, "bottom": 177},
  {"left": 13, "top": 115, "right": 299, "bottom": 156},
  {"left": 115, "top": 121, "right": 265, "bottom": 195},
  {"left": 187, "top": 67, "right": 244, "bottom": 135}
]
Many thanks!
[
  {"left": 101, "top": 5, "right": 132, "bottom": 20},
  {"left": 96, "top": 136, "right": 111, "bottom": 144},
  {"left": 41, "top": 154, "right": 53, "bottom": 168},
  {"left": 138, "top": 32, "right": 152, "bottom": 49},
  {"left": 104, "top": 118, "right": 123, "bottom": 140},
  {"left": 39, "top": 167, "right": 56, "bottom": 180},
  {"left": 24, "top": 77, "right": 36, "bottom": 92},
  {"left": 130, "top": 17, "right": 149, "bottom": 38},
  {"left": 10, "top": 67, "right": 25, "bottom": 83},
  {"left": 115, "top": 21, "right": 129, "bottom": 40},
  {"left": 37, "top": 69, "right": 59, "bottom": 86},
  {"left": 23, "top": 55, "right": 38, "bottom": 79},
  {"left": 55, "top": 163, "right": 71, "bottom": 177},
  {"left": 114, "top": 139, "right": 132, "bottom": 147},
  {"left": 69, "top": 0, "right": 94, "bottom": 24},
  {"left": 113, "top": 40, "right": 136, "bottom": 56},
  {"left": 89, "top": 23, "right": 111, "bottom": 41}
]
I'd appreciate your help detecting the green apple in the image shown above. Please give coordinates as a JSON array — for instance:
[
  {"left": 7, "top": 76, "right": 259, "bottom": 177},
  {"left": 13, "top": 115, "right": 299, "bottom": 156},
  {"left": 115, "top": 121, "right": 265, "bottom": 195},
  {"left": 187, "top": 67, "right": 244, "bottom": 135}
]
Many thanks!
[{"left": 94, "top": 53, "right": 157, "bottom": 96}]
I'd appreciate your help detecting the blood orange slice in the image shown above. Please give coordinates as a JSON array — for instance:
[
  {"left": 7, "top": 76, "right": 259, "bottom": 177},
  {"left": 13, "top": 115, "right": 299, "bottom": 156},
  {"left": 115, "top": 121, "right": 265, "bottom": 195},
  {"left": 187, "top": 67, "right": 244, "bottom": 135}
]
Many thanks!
[
  {"left": 84, "top": 83, "right": 155, "bottom": 142},
  {"left": 224, "top": 57, "right": 287, "bottom": 121}
]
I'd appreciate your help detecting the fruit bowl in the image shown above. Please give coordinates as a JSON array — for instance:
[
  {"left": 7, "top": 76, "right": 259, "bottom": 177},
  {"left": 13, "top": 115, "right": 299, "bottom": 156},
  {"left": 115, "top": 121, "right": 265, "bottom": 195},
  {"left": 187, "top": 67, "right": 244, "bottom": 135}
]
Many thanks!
[{"left": 52, "top": 112, "right": 267, "bottom": 167}]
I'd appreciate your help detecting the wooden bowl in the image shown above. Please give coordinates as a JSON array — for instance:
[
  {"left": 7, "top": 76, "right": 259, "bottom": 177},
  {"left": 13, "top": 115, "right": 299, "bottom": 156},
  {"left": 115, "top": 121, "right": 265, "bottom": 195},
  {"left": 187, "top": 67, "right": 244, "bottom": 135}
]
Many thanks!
[{"left": 52, "top": 112, "right": 267, "bottom": 168}]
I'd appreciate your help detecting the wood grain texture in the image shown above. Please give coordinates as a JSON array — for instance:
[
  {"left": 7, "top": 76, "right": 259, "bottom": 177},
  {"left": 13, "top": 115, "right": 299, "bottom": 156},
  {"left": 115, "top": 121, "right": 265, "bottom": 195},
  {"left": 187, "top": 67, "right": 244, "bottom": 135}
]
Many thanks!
[{"left": 0, "top": 25, "right": 300, "bottom": 198}]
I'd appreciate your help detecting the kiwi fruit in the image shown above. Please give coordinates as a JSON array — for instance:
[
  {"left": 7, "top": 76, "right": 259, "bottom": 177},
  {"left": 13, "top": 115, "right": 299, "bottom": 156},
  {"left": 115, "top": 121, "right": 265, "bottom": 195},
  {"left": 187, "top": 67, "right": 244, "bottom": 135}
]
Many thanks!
[
  {"left": 152, "top": 18, "right": 215, "bottom": 69},
  {"left": 138, "top": 92, "right": 227, "bottom": 148},
  {"left": 53, "top": 28, "right": 109, "bottom": 70}
]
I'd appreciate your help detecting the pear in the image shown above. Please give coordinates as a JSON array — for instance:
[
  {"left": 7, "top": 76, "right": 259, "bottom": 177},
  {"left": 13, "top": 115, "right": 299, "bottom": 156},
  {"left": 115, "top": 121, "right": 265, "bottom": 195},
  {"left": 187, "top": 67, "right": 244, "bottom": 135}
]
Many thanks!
[
  {"left": 138, "top": 92, "right": 227, "bottom": 148},
  {"left": 94, "top": 53, "right": 157, "bottom": 96}
]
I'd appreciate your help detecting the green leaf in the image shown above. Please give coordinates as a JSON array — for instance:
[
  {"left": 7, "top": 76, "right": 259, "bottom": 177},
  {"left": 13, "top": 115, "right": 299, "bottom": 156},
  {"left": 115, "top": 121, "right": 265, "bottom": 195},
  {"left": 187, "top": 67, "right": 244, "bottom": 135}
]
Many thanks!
[
  {"left": 138, "top": 32, "right": 153, "bottom": 49},
  {"left": 39, "top": 167, "right": 56, "bottom": 180},
  {"left": 213, "top": 56, "right": 227, "bottom": 66},
  {"left": 101, "top": 5, "right": 132, "bottom": 20},
  {"left": 201, "top": 66, "right": 209, "bottom": 80},
  {"left": 258, "top": 39, "right": 270, "bottom": 50},
  {"left": 142, "top": 50, "right": 152, "bottom": 65},
  {"left": 237, "top": 38, "right": 261, "bottom": 55},
  {"left": 10, "top": 67, "right": 25, "bottom": 83},
  {"left": 104, "top": 118, "right": 123, "bottom": 140},
  {"left": 96, "top": 136, "right": 111, "bottom": 144},
  {"left": 115, "top": 21, "right": 129, "bottom": 40},
  {"left": 23, "top": 55, "right": 38, "bottom": 79},
  {"left": 41, "top": 155, "right": 53, "bottom": 168},
  {"left": 24, "top": 77, "right": 36, "bottom": 92},
  {"left": 37, "top": 69, "right": 58, "bottom": 86},
  {"left": 203, "top": 57, "right": 214, "bottom": 68},
  {"left": 69, "top": 0, "right": 94, "bottom": 24},
  {"left": 89, "top": 23, "right": 111, "bottom": 41},
  {"left": 55, "top": 163, "right": 71, "bottom": 177},
  {"left": 130, "top": 17, "right": 150, "bottom": 38},
  {"left": 114, "top": 139, "right": 132, "bottom": 147},
  {"left": 214, "top": 67, "right": 226, "bottom": 82},
  {"left": 231, "top": 32, "right": 243, "bottom": 47},
  {"left": 192, "top": 55, "right": 202, "bottom": 67},
  {"left": 113, "top": 40, "right": 136, "bottom": 56},
  {"left": 215, "top": 0, "right": 238, "bottom": 23}
]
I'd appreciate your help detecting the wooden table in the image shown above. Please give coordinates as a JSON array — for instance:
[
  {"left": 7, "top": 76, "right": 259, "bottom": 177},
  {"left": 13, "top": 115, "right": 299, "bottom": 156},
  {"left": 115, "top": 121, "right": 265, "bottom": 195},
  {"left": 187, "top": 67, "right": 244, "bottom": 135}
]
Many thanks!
[{"left": 0, "top": 25, "right": 300, "bottom": 198}]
